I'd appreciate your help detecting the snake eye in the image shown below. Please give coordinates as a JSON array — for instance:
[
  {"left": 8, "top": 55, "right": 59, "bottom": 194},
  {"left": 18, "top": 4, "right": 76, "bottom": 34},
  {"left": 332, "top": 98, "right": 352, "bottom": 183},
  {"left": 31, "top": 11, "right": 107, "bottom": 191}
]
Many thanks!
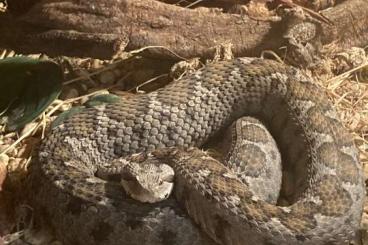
[{"left": 163, "top": 175, "right": 174, "bottom": 182}]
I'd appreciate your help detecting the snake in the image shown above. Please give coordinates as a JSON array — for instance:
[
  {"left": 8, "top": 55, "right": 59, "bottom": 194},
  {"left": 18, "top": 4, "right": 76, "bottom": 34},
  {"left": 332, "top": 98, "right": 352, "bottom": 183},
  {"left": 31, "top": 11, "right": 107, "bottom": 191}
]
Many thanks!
[{"left": 27, "top": 57, "right": 365, "bottom": 245}]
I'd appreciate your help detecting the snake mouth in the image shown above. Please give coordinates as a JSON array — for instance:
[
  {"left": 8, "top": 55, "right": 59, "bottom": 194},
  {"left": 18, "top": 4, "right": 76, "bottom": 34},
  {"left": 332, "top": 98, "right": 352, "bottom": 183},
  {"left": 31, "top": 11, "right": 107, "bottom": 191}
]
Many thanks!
[{"left": 121, "top": 171, "right": 138, "bottom": 182}]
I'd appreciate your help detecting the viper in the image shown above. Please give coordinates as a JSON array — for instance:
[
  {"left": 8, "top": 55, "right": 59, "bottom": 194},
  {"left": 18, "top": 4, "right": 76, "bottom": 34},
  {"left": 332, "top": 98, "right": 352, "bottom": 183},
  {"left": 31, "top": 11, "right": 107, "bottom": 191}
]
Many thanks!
[{"left": 28, "top": 58, "right": 365, "bottom": 245}]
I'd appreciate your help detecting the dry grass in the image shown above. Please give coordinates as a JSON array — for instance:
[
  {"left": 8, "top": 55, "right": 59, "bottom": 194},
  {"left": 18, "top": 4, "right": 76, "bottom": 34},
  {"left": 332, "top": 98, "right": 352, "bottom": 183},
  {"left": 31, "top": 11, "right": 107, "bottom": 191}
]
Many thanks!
[{"left": 324, "top": 62, "right": 368, "bottom": 167}]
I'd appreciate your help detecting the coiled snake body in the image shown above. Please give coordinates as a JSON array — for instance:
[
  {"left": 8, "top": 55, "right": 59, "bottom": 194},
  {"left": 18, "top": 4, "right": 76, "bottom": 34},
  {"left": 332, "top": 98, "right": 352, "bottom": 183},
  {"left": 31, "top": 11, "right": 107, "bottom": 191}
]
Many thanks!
[{"left": 29, "top": 58, "right": 365, "bottom": 245}]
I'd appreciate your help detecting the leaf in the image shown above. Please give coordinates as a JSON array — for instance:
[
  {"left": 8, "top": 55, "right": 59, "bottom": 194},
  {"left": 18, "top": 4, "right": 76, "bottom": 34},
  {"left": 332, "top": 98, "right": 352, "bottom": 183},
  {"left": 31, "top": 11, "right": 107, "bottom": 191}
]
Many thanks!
[
  {"left": 0, "top": 57, "right": 63, "bottom": 131},
  {"left": 51, "top": 106, "right": 84, "bottom": 129},
  {"left": 84, "top": 94, "right": 121, "bottom": 108},
  {"left": 51, "top": 94, "right": 120, "bottom": 129}
]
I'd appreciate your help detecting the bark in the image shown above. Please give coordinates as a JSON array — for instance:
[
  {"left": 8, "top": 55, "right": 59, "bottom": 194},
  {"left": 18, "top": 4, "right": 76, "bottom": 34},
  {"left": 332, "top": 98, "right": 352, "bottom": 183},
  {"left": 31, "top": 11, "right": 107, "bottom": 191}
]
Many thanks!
[{"left": 0, "top": 0, "right": 367, "bottom": 59}]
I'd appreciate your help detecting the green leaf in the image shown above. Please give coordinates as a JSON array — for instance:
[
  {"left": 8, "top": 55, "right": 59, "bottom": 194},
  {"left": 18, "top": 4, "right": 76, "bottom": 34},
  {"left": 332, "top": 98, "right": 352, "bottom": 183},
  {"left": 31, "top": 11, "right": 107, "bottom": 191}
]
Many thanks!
[
  {"left": 51, "top": 106, "right": 84, "bottom": 129},
  {"left": 84, "top": 94, "right": 121, "bottom": 108},
  {"left": 0, "top": 57, "right": 63, "bottom": 131},
  {"left": 51, "top": 94, "right": 120, "bottom": 129}
]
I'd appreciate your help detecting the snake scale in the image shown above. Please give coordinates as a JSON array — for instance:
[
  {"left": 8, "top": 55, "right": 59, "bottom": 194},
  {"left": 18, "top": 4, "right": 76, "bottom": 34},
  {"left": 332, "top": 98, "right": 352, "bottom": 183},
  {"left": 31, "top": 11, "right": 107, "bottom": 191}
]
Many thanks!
[{"left": 28, "top": 58, "right": 365, "bottom": 245}]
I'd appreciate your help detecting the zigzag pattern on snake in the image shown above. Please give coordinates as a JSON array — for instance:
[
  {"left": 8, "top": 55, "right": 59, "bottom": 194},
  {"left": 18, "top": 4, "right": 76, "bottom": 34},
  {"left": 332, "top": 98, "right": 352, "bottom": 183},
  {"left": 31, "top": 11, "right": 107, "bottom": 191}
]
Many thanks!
[{"left": 28, "top": 58, "right": 365, "bottom": 245}]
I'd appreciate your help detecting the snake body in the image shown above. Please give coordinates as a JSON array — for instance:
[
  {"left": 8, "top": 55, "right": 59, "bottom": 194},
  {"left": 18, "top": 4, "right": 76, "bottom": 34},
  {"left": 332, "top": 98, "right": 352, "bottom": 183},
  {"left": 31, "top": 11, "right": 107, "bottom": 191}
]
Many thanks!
[{"left": 28, "top": 58, "right": 365, "bottom": 245}]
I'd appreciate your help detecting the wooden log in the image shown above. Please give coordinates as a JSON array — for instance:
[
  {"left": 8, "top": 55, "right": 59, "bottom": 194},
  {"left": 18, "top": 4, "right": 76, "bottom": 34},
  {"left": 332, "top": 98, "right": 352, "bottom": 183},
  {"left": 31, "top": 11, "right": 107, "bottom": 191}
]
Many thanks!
[{"left": 0, "top": 0, "right": 367, "bottom": 59}]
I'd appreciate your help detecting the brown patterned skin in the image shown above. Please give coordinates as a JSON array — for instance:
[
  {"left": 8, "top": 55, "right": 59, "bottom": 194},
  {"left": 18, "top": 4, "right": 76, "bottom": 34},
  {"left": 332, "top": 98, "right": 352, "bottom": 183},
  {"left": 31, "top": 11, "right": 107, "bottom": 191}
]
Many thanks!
[
  {"left": 216, "top": 117, "right": 282, "bottom": 204},
  {"left": 28, "top": 58, "right": 365, "bottom": 245},
  {"left": 97, "top": 116, "right": 282, "bottom": 205}
]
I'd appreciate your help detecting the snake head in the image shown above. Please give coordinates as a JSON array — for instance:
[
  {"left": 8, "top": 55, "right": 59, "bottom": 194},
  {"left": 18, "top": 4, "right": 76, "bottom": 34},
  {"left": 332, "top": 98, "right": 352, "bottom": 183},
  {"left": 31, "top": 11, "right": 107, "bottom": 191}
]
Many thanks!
[{"left": 121, "top": 161, "right": 175, "bottom": 203}]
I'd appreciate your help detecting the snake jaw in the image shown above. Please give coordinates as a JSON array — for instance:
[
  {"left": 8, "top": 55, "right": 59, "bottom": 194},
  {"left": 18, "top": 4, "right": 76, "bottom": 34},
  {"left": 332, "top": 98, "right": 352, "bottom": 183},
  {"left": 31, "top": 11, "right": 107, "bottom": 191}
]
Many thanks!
[
  {"left": 121, "top": 162, "right": 175, "bottom": 203},
  {"left": 121, "top": 178, "right": 174, "bottom": 203}
]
